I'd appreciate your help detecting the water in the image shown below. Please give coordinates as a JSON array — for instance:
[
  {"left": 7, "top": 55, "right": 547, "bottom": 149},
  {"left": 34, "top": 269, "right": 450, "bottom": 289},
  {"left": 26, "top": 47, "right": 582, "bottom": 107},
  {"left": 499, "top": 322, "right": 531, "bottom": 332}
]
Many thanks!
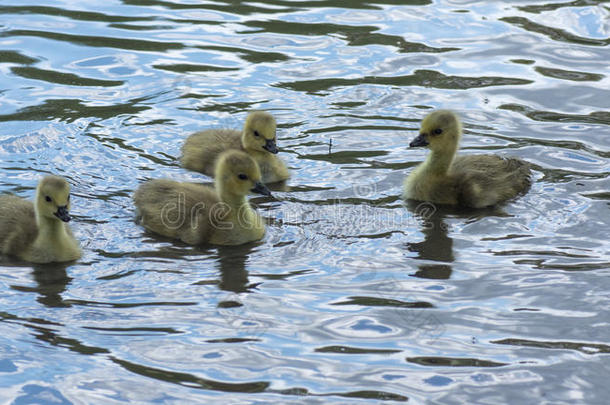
[{"left": 0, "top": 0, "right": 609, "bottom": 403}]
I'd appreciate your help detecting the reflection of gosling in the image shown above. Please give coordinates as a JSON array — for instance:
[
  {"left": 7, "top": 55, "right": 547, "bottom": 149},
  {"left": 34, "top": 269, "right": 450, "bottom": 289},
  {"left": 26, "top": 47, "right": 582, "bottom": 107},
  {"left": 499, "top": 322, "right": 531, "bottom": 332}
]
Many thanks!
[
  {"left": 181, "top": 111, "right": 290, "bottom": 184},
  {"left": 403, "top": 110, "right": 531, "bottom": 208},
  {"left": 0, "top": 176, "right": 81, "bottom": 263},
  {"left": 135, "top": 150, "right": 272, "bottom": 246}
]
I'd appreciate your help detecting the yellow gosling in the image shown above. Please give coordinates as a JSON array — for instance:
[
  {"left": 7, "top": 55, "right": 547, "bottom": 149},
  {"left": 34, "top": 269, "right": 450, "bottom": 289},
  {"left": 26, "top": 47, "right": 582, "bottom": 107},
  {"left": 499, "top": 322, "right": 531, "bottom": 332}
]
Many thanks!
[
  {"left": 180, "top": 111, "right": 290, "bottom": 184},
  {"left": 403, "top": 110, "right": 531, "bottom": 208},
  {"left": 135, "top": 150, "right": 271, "bottom": 246},
  {"left": 0, "top": 176, "right": 81, "bottom": 263}
]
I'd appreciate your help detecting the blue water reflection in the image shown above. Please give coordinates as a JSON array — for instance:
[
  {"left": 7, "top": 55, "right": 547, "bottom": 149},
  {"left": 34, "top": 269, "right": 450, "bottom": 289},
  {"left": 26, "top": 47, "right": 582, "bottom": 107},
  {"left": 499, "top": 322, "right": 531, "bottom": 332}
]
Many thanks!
[{"left": 1, "top": 0, "right": 609, "bottom": 403}]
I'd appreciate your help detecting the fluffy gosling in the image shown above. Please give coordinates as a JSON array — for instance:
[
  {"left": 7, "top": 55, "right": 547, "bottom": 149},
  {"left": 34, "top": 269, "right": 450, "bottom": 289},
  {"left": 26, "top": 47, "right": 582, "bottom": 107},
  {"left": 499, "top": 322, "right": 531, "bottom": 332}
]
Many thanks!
[
  {"left": 135, "top": 150, "right": 272, "bottom": 246},
  {"left": 0, "top": 176, "right": 81, "bottom": 263},
  {"left": 180, "top": 111, "right": 290, "bottom": 184},
  {"left": 403, "top": 110, "right": 531, "bottom": 208}
]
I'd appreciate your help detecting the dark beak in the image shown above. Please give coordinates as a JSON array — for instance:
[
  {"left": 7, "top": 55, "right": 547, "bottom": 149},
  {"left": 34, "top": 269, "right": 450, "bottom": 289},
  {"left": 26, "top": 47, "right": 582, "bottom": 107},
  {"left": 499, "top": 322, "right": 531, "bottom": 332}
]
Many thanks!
[
  {"left": 409, "top": 133, "right": 429, "bottom": 148},
  {"left": 54, "top": 205, "right": 71, "bottom": 222},
  {"left": 263, "top": 138, "right": 279, "bottom": 154},
  {"left": 251, "top": 182, "right": 272, "bottom": 197}
]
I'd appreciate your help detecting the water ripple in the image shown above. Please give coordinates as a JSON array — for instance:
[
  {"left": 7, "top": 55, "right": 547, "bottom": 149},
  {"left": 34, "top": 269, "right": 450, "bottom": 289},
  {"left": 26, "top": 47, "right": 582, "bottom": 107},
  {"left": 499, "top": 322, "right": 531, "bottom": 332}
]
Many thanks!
[{"left": 0, "top": 0, "right": 609, "bottom": 403}]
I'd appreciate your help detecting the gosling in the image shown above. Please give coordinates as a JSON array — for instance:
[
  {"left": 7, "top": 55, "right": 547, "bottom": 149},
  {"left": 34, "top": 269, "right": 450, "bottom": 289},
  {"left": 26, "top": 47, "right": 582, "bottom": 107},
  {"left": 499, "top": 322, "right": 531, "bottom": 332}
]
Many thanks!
[
  {"left": 134, "top": 150, "right": 272, "bottom": 246},
  {"left": 180, "top": 111, "right": 290, "bottom": 184},
  {"left": 0, "top": 176, "right": 81, "bottom": 263},
  {"left": 403, "top": 110, "right": 531, "bottom": 208}
]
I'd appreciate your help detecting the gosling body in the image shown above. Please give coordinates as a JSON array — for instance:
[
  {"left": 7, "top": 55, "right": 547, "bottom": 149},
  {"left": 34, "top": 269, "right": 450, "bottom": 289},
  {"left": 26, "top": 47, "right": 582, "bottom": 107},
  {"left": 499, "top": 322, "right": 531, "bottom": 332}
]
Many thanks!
[
  {"left": 135, "top": 150, "right": 271, "bottom": 246},
  {"left": 403, "top": 110, "right": 531, "bottom": 208},
  {"left": 181, "top": 111, "right": 290, "bottom": 184},
  {"left": 0, "top": 176, "right": 81, "bottom": 263}
]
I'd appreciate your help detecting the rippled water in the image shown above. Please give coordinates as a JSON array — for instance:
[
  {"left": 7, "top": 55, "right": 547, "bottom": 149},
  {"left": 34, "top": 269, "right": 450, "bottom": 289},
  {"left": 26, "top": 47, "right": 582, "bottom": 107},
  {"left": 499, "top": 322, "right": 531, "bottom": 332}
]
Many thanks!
[{"left": 1, "top": 0, "right": 609, "bottom": 403}]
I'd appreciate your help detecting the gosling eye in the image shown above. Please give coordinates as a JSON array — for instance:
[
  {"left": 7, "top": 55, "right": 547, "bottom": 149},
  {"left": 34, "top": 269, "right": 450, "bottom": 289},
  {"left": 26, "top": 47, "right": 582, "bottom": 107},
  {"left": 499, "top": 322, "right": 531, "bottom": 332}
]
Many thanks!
[
  {"left": 45, "top": 196, "right": 52, "bottom": 203},
  {"left": 432, "top": 128, "right": 443, "bottom": 135},
  {"left": 253, "top": 131, "right": 260, "bottom": 137},
  {"left": 238, "top": 174, "right": 248, "bottom": 180}
]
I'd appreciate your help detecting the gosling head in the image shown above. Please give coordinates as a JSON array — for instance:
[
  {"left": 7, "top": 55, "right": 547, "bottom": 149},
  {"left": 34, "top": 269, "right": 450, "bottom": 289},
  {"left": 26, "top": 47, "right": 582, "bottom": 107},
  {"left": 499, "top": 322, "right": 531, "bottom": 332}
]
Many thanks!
[
  {"left": 215, "top": 150, "right": 272, "bottom": 198},
  {"left": 241, "top": 111, "right": 278, "bottom": 154},
  {"left": 409, "top": 110, "right": 462, "bottom": 154},
  {"left": 35, "top": 176, "right": 72, "bottom": 222}
]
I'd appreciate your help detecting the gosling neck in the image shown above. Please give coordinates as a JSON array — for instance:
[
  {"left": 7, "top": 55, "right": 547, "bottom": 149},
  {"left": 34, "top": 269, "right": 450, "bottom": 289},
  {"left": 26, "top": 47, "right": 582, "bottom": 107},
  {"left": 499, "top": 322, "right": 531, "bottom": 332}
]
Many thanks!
[
  {"left": 423, "top": 146, "right": 457, "bottom": 175},
  {"left": 245, "top": 145, "right": 268, "bottom": 158},
  {"left": 240, "top": 131, "right": 249, "bottom": 149},
  {"left": 36, "top": 214, "right": 70, "bottom": 242},
  {"left": 216, "top": 183, "right": 249, "bottom": 211}
]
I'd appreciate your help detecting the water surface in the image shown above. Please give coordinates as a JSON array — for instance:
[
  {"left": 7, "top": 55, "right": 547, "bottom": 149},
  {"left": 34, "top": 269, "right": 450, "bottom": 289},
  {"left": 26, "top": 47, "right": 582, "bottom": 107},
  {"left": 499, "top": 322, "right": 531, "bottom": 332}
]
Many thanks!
[{"left": 0, "top": 0, "right": 609, "bottom": 404}]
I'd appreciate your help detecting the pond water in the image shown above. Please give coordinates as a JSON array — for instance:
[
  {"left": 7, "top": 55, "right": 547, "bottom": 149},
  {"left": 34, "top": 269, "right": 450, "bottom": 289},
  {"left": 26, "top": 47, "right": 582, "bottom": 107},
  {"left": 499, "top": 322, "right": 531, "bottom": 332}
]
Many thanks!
[{"left": 1, "top": 0, "right": 609, "bottom": 403}]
